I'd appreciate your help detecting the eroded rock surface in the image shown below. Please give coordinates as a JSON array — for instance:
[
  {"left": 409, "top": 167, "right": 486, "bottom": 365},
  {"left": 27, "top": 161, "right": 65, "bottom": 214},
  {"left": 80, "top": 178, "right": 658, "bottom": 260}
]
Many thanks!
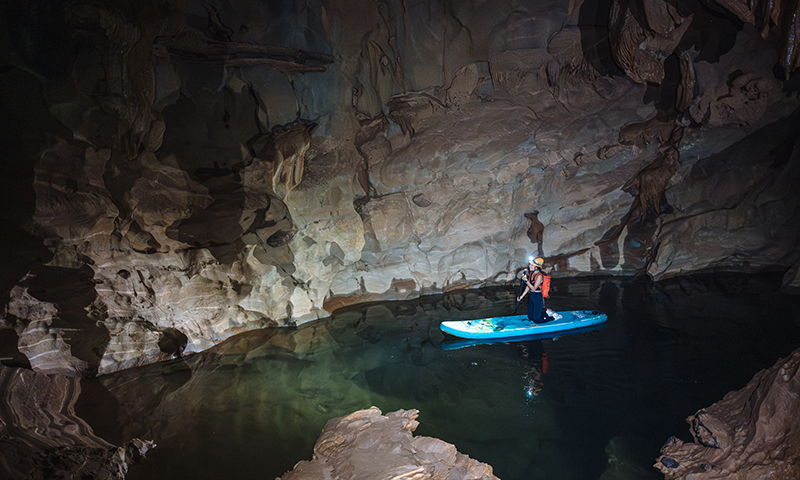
[
  {"left": 655, "top": 348, "right": 800, "bottom": 479},
  {"left": 278, "top": 407, "right": 499, "bottom": 480},
  {"left": 0, "top": 365, "right": 154, "bottom": 479},
  {"left": 2, "top": 0, "right": 799, "bottom": 374}
]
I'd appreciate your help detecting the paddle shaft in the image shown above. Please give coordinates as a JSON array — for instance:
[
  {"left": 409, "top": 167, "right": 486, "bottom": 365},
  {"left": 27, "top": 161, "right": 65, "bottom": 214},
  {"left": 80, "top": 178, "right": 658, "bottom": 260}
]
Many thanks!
[{"left": 513, "top": 276, "right": 527, "bottom": 313}]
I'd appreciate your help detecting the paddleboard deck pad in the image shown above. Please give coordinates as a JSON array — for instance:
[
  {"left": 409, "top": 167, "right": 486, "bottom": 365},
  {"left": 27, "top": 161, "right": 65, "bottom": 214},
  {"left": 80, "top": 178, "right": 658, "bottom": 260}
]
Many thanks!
[{"left": 440, "top": 310, "right": 607, "bottom": 340}]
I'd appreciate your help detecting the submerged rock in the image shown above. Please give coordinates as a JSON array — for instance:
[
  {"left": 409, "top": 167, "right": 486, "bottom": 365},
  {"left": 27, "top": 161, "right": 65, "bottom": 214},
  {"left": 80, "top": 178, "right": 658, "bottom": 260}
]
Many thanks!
[
  {"left": 655, "top": 348, "right": 800, "bottom": 479},
  {"left": 278, "top": 407, "right": 499, "bottom": 480},
  {"left": 600, "top": 435, "right": 660, "bottom": 480}
]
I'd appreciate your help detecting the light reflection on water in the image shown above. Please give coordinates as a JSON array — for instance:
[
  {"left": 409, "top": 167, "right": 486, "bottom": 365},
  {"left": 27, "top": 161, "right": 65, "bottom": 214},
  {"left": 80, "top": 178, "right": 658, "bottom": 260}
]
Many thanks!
[{"left": 76, "top": 274, "right": 800, "bottom": 480}]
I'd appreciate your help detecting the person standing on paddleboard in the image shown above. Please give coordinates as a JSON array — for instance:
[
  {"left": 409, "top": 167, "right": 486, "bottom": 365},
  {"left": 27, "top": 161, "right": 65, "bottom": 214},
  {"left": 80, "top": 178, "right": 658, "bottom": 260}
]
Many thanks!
[{"left": 517, "top": 256, "right": 553, "bottom": 324}]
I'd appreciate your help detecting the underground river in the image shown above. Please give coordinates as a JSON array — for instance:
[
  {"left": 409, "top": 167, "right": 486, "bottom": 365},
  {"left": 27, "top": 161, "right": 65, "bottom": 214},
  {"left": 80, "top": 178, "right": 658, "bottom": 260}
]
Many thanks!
[{"left": 75, "top": 273, "right": 800, "bottom": 480}]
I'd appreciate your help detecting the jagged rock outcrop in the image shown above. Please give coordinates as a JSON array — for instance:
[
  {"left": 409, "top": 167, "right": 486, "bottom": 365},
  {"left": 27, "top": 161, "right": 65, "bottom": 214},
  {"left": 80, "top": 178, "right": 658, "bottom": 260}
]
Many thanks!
[
  {"left": 655, "top": 348, "right": 800, "bottom": 479},
  {"left": 712, "top": 0, "right": 800, "bottom": 77},
  {"left": 1, "top": 0, "right": 799, "bottom": 374},
  {"left": 278, "top": 407, "right": 499, "bottom": 480},
  {"left": 0, "top": 365, "right": 154, "bottom": 479},
  {"left": 687, "top": 24, "right": 786, "bottom": 129},
  {"left": 608, "top": 0, "right": 692, "bottom": 84}
]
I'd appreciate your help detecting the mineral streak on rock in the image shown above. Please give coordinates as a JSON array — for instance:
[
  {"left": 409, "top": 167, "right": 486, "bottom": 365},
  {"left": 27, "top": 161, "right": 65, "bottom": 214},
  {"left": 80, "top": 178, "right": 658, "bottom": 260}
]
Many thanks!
[
  {"left": 655, "top": 348, "right": 800, "bottom": 480},
  {"left": 525, "top": 211, "right": 544, "bottom": 248},
  {"left": 0, "top": 365, "right": 154, "bottom": 480},
  {"left": 278, "top": 407, "right": 500, "bottom": 480}
]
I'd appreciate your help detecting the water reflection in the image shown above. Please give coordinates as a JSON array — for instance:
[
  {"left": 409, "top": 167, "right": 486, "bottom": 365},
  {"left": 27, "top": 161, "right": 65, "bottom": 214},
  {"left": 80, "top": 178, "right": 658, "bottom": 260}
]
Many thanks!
[
  {"left": 73, "top": 274, "right": 800, "bottom": 480},
  {"left": 522, "top": 341, "right": 548, "bottom": 399}
]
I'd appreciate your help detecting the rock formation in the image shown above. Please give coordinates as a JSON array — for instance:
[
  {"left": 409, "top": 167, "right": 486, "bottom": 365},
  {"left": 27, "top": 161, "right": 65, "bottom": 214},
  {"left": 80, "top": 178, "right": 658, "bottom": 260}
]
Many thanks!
[
  {"left": 655, "top": 348, "right": 800, "bottom": 479},
  {"left": 608, "top": 0, "right": 693, "bottom": 84},
  {"left": 0, "top": 365, "right": 154, "bottom": 479},
  {"left": 712, "top": 0, "right": 800, "bottom": 77},
  {"left": 278, "top": 407, "right": 499, "bottom": 480},
  {"left": 1, "top": 0, "right": 799, "bottom": 374}
]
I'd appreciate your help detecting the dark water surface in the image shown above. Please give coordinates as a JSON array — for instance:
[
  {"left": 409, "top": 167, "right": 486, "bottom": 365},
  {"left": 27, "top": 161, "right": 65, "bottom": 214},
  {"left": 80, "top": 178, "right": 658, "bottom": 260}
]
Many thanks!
[{"left": 76, "top": 274, "right": 800, "bottom": 480}]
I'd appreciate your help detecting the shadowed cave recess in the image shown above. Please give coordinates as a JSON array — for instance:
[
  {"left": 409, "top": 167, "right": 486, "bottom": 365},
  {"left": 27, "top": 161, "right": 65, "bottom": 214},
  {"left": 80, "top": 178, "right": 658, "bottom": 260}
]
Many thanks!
[{"left": 1, "top": 0, "right": 800, "bottom": 478}]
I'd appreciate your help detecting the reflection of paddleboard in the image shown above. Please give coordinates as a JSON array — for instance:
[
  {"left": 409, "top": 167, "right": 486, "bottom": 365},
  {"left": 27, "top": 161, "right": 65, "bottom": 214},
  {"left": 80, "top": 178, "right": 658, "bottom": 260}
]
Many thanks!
[
  {"left": 440, "top": 310, "right": 607, "bottom": 340},
  {"left": 440, "top": 324, "right": 606, "bottom": 350}
]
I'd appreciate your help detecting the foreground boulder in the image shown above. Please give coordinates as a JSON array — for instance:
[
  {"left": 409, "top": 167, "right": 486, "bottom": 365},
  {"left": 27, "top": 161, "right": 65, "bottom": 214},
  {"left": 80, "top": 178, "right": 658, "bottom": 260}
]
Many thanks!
[
  {"left": 655, "top": 349, "right": 800, "bottom": 479},
  {"left": 279, "top": 407, "right": 499, "bottom": 480}
]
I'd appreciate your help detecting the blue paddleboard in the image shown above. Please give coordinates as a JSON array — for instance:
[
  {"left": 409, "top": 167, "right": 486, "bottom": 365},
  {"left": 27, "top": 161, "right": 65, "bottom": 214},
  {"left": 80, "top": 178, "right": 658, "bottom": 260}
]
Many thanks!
[
  {"left": 440, "top": 324, "right": 605, "bottom": 350},
  {"left": 439, "top": 310, "right": 607, "bottom": 340}
]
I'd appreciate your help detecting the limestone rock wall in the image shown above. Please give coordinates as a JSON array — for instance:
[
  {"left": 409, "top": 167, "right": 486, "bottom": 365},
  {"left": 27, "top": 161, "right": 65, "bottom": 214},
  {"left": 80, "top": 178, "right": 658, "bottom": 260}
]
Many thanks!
[{"left": 1, "top": 0, "right": 799, "bottom": 374}]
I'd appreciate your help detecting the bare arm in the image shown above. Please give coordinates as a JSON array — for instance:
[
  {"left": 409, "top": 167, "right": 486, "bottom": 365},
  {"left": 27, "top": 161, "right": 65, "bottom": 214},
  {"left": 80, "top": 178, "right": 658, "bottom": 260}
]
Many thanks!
[
  {"left": 517, "top": 272, "right": 535, "bottom": 301},
  {"left": 517, "top": 285, "right": 529, "bottom": 301},
  {"left": 532, "top": 273, "right": 543, "bottom": 291}
]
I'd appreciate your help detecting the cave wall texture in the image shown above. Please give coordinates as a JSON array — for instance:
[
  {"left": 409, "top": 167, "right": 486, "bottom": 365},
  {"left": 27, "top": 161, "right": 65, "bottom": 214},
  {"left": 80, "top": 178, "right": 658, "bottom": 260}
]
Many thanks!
[{"left": 1, "top": 0, "right": 800, "bottom": 375}]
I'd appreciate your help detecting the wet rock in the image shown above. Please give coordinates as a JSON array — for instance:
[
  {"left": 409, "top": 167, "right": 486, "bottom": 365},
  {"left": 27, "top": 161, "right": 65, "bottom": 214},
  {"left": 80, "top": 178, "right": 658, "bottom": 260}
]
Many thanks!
[
  {"left": 278, "top": 407, "right": 499, "bottom": 480},
  {"left": 655, "top": 348, "right": 800, "bottom": 479},
  {"left": 0, "top": 365, "right": 154, "bottom": 479}
]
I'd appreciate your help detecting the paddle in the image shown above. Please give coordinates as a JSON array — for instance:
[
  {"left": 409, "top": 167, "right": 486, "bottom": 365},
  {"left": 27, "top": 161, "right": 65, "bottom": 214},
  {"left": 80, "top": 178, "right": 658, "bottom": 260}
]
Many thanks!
[{"left": 513, "top": 273, "right": 527, "bottom": 314}]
